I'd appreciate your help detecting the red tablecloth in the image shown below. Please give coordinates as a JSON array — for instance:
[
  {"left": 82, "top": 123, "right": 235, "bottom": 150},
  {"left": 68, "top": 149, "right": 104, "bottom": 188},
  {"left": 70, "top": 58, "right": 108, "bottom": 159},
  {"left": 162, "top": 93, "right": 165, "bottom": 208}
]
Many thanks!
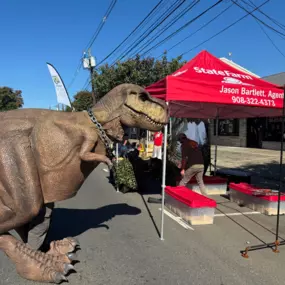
[
  {"left": 229, "top": 182, "right": 285, "bottom": 202},
  {"left": 165, "top": 186, "right": 217, "bottom": 208}
]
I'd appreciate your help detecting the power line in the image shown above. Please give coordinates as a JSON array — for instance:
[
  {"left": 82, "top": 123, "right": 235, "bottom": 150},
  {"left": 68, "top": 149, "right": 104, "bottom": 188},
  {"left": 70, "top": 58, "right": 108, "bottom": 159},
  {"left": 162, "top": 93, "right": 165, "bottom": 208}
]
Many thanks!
[
  {"left": 240, "top": 0, "right": 285, "bottom": 59},
  {"left": 257, "top": 19, "right": 285, "bottom": 59},
  {"left": 67, "top": 0, "right": 118, "bottom": 90},
  {"left": 140, "top": 0, "right": 224, "bottom": 57},
  {"left": 129, "top": 0, "right": 200, "bottom": 59},
  {"left": 231, "top": 0, "right": 285, "bottom": 37},
  {"left": 107, "top": 0, "right": 186, "bottom": 66},
  {"left": 245, "top": 0, "right": 285, "bottom": 31},
  {"left": 94, "top": 0, "right": 166, "bottom": 67},
  {"left": 84, "top": 0, "right": 118, "bottom": 51},
  {"left": 180, "top": 0, "right": 270, "bottom": 57},
  {"left": 156, "top": 1, "right": 234, "bottom": 59}
]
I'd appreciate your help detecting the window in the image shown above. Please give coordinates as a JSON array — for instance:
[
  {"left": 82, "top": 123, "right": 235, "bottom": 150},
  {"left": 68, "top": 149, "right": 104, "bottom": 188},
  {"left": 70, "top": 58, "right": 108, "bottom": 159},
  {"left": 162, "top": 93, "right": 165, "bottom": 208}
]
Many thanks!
[
  {"left": 213, "top": 119, "right": 239, "bottom": 136},
  {"left": 263, "top": 117, "right": 285, "bottom": 142}
]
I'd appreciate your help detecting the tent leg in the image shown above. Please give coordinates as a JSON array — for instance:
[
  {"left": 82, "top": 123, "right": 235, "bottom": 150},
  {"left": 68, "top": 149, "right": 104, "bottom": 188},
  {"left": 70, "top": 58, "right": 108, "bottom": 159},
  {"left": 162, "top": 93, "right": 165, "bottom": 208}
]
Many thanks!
[
  {"left": 241, "top": 87, "right": 285, "bottom": 257},
  {"left": 274, "top": 86, "right": 285, "bottom": 251},
  {"left": 160, "top": 103, "right": 169, "bottom": 241},
  {"left": 146, "top": 130, "right": 149, "bottom": 155},
  {"left": 214, "top": 115, "right": 219, "bottom": 176},
  {"left": 116, "top": 143, "right": 119, "bottom": 192}
]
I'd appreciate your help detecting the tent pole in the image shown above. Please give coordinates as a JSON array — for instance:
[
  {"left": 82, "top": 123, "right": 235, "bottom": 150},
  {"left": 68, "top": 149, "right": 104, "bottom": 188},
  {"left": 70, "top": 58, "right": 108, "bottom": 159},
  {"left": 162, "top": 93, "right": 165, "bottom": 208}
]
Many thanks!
[
  {"left": 169, "top": 117, "right": 172, "bottom": 138},
  {"left": 241, "top": 87, "right": 285, "bottom": 258},
  {"left": 146, "top": 130, "right": 149, "bottom": 156},
  {"left": 160, "top": 102, "right": 169, "bottom": 241},
  {"left": 274, "top": 86, "right": 285, "bottom": 252},
  {"left": 214, "top": 112, "right": 219, "bottom": 175},
  {"left": 116, "top": 143, "right": 119, "bottom": 192}
]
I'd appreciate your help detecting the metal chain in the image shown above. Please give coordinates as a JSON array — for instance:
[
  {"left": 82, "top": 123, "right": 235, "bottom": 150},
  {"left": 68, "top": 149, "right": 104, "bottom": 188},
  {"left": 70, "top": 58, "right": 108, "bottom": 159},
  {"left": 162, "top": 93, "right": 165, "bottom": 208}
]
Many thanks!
[{"left": 87, "top": 108, "right": 115, "bottom": 159}]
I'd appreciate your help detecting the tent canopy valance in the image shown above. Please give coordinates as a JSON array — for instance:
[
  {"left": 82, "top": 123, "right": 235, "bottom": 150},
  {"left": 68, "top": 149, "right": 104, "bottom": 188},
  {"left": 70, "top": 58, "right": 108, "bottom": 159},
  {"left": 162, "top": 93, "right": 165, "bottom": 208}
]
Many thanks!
[{"left": 146, "top": 50, "right": 284, "bottom": 119}]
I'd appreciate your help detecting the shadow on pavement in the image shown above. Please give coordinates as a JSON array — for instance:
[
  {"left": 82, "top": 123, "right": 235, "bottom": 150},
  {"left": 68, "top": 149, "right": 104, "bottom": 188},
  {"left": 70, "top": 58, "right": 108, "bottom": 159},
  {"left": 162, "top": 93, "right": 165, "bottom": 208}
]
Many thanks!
[{"left": 46, "top": 203, "right": 141, "bottom": 242}]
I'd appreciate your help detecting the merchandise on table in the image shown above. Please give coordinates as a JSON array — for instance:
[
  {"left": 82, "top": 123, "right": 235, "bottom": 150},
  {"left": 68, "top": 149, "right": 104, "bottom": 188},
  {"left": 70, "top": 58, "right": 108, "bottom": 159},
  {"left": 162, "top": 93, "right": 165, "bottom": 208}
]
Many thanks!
[
  {"left": 229, "top": 182, "right": 285, "bottom": 216},
  {"left": 165, "top": 186, "right": 217, "bottom": 225}
]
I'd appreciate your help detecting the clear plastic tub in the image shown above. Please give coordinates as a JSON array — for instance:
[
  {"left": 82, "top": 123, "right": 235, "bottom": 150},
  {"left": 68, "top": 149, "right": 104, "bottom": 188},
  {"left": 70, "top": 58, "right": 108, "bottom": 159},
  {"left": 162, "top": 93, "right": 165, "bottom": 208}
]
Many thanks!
[
  {"left": 187, "top": 176, "right": 227, "bottom": 195},
  {"left": 229, "top": 182, "right": 285, "bottom": 216},
  {"left": 165, "top": 186, "right": 217, "bottom": 225}
]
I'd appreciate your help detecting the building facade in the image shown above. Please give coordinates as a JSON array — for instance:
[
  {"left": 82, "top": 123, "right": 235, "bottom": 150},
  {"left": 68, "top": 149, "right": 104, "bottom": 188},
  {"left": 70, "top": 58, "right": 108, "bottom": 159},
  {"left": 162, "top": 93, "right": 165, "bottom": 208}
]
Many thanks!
[{"left": 209, "top": 58, "right": 285, "bottom": 150}]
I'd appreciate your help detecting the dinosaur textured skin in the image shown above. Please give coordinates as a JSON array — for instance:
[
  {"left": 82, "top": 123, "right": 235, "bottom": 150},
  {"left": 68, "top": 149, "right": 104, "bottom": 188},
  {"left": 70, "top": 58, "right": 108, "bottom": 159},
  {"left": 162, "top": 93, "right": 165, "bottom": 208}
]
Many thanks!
[{"left": 0, "top": 83, "right": 168, "bottom": 283}]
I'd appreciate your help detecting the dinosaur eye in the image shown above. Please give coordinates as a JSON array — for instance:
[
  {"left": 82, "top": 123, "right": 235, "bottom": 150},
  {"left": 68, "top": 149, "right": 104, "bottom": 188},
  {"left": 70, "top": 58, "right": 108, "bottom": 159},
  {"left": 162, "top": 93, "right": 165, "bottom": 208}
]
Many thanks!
[{"left": 139, "top": 93, "right": 148, "bottom": 102}]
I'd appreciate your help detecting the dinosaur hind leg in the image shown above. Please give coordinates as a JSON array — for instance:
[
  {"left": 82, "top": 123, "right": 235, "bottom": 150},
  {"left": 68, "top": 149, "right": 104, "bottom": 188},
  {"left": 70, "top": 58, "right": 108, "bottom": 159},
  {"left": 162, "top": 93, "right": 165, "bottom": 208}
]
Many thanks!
[
  {"left": 15, "top": 202, "right": 79, "bottom": 259},
  {"left": 0, "top": 234, "right": 75, "bottom": 283}
]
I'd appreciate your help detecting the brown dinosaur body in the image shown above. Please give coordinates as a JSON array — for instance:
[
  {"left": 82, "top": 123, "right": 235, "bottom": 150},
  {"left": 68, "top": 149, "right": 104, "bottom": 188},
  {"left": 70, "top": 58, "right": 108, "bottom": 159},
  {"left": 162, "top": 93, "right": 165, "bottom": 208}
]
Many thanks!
[{"left": 0, "top": 83, "right": 168, "bottom": 283}]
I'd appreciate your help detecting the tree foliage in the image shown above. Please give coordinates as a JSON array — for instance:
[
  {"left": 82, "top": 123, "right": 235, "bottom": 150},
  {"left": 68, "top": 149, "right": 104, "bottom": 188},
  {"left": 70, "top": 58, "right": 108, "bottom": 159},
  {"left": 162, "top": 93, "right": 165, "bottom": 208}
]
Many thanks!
[
  {"left": 71, "top": 90, "right": 93, "bottom": 112},
  {"left": 0, "top": 87, "right": 24, "bottom": 111},
  {"left": 93, "top": 53, "right": 186, "bottom": 101},
  {"left": 70, "top": 53, "right": 186, "bottom": 111}
]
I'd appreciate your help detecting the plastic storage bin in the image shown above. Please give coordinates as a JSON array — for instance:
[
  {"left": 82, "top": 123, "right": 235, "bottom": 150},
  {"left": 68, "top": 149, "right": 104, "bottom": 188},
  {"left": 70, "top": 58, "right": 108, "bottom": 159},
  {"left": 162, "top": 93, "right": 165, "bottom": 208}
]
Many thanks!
[
  {"left": 229, "top": 182, "right": 285, "bottom": 216},
  {"left": 165, "top": 186, "right": 217, "bottom": 225},
  {"left": 187, "top": 176, "right": 227, "bottom": 195}
]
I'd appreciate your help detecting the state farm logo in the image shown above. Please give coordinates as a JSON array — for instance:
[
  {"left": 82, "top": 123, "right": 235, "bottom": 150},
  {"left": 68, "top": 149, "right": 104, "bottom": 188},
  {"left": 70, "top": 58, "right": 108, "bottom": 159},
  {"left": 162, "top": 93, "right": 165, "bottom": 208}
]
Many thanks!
[{"left": 221, "top": 77, "right": 254, "bottom": 86}]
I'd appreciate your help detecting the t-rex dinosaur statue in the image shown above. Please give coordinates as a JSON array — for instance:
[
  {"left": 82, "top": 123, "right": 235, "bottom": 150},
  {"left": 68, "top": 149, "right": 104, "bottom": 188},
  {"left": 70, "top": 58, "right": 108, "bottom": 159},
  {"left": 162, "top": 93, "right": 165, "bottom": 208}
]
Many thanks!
[{"left": 0, "top": 83, "right": 168, "bottom": 283}]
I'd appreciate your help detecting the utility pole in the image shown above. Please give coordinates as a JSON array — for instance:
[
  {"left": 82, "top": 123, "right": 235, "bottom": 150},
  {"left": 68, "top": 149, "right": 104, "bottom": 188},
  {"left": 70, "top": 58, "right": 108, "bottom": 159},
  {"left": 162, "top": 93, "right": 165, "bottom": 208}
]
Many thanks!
[{"left": 83, "top": 49, "right": 96, "bottom": 104}]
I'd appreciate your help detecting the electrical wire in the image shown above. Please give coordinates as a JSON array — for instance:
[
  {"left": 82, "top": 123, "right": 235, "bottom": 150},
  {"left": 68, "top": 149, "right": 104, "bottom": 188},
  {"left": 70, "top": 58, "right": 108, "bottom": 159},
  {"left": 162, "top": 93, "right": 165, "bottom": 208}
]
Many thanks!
[
  {"left": 155, "top": 1, "right": 234, "bottom": 59},
  {"left": 67, "top": 0, "right": 118, "bottom": 90},
  {"left": 246, "top": 0, "right": 285, "bottom": 31},
  {"left": 239, "top": 0, "right": 285, "bottom": 59},
  {"left": 84, "top": 0, "right": 118, "bottom": 51},
  {"left": 94, "top": 0, "right": 166, "bottom": 67},
  {"left": 107, "top": 0, "right": 186, "bottom": 66},
  {"left": 140, "top": 0, "right": 224, "bottom": 57},
  {"left": 80, "top": 0, "right": 168, "bottom": 90},
  {"left": 231, "top": 0, "right": 285, "bottom": 37},
  {"left": 180, "top": 0, "right": 270, "bottom": 57},
  {"left": 257, "top": 20, "right": 285, "bottom": 59},
  {"left": 129, "top": 0, "right": 200, "bottom": 59}
]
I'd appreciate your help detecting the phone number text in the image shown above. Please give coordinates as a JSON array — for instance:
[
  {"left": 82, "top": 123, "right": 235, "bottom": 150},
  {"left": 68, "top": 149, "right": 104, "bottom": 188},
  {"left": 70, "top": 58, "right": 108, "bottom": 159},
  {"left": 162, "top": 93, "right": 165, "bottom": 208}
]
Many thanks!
[{"left": 232, "top": 96, "right": 275, "bottom": 107}]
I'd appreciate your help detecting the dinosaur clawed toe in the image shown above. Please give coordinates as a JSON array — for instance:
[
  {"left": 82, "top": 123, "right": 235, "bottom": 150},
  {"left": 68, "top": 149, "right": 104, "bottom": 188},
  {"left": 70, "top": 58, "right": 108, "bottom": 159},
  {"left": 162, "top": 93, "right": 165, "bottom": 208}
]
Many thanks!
[
  {"left": 1, "top": 235, "right": 78, "bottom": 283},
  {"left": 47, "top": 237, "right": 80, "bottom": 256}
]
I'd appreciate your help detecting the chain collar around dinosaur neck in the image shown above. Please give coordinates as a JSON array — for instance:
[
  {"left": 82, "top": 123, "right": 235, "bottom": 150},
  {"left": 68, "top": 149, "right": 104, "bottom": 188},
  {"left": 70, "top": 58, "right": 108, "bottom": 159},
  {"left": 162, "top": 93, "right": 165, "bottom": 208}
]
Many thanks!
[{"left": 87, "top": 108, "right": 114, "bottom": 159}]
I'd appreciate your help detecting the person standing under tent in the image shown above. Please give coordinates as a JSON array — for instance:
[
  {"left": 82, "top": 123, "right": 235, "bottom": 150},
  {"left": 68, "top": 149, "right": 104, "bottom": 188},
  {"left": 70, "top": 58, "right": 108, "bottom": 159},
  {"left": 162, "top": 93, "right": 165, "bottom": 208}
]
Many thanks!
[
  {"left": 152, "top": 131, "right": 163, "bottom": 160},
  {"left": 177, "top": 133, "right": 206, "bottom": 195}
]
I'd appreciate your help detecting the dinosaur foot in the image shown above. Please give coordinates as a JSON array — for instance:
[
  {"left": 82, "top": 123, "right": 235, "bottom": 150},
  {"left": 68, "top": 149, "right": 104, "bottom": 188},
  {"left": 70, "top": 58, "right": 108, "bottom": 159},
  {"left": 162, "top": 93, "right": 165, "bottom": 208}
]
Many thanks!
[
  {"left": 2, "top": 235, "right": 77, "bottom": 283},
  {"left": 47, "top": 237, "right": 80, "bottom": 256}
]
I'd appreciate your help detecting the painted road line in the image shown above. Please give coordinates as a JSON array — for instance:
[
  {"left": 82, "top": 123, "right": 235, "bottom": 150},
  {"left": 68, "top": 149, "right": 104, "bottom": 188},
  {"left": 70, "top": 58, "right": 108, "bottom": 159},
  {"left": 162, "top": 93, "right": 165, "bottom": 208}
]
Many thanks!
[
  {"left": 214, "top": 211, "right": 261, "bottom": 217},
  {"left": 159, "top": 208, "right": 194, "bottom": 230}
]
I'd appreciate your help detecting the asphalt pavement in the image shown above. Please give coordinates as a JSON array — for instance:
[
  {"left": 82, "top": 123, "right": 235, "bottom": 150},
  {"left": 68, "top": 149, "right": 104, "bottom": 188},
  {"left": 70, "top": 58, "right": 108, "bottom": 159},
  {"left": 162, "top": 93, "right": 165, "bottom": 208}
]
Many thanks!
[{"left": 1, "top": 163, "right": 285, "bottom": 285}]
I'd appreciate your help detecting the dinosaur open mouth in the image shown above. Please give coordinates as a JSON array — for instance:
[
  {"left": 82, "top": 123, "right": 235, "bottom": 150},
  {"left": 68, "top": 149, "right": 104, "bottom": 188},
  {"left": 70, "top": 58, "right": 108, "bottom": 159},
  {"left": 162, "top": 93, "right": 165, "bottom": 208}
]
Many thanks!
[{"left": 125, "top": 103, "right": 165, "bottom": 127}]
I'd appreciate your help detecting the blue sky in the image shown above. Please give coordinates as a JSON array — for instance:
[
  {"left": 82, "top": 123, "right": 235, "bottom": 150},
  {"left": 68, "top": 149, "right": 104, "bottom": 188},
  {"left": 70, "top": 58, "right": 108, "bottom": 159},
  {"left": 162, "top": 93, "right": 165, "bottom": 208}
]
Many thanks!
[{"left": 0, "top": 0, "right": 284, "bottom": 109}]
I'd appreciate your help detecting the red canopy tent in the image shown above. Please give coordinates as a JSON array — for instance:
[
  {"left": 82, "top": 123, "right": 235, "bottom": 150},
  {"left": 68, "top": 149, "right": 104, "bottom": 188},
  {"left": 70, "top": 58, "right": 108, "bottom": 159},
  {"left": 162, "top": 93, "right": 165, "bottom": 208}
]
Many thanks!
[
  {"left": 146, "top": 50, "right": 284, "bottom": 119},
  {"left": 145, "top": 50, "right": 285, "bottom": 251}
]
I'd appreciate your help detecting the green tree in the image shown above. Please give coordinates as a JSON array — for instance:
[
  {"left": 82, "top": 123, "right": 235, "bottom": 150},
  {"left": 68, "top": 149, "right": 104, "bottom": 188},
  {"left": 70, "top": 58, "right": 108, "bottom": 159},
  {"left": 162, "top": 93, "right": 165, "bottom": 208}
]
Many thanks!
[
  {"left": 70, "top": 53, "right": 186, "bottom": 111},
  {"left": 71, "top": 90, "right": 93, "bottom": 112},
  {"left": 0, "top": 87, "right": 24, "bottom": 111},
  {"left": 93, "top": 53, "right": 186, "bottom": 101}
]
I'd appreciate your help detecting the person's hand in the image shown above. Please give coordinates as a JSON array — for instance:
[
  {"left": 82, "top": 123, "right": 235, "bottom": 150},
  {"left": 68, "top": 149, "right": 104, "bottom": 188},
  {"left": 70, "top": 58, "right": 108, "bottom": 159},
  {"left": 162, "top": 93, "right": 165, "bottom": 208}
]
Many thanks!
[{"left": 180, "top": 169, "right": 185, "bottom": 176}]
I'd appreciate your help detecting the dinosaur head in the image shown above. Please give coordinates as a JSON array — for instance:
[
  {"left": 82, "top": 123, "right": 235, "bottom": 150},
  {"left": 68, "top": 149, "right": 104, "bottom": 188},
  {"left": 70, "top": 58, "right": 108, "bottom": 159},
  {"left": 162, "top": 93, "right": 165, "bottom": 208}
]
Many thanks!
[{"left": 92, "top": 84, "right": 169, "bottom": 141}]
